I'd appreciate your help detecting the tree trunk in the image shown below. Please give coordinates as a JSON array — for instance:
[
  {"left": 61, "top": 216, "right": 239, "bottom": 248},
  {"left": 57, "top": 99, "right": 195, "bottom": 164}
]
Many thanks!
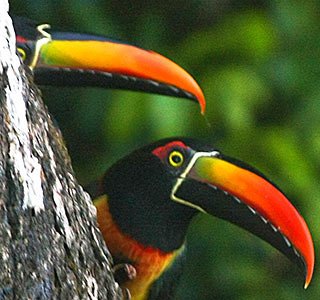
[{"left": 0, "top": 3, "right": 121, "bottom": 299}]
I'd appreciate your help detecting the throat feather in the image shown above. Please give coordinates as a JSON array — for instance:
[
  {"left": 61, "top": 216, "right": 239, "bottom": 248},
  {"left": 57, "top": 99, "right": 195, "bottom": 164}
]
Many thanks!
[{"left": 94, "top": 195, "right": 184, "bottom": 300}]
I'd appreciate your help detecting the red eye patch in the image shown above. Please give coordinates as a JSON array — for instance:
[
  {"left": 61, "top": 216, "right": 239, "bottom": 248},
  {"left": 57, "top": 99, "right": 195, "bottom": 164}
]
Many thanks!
[{"left": 152, "top": 141, "right": 188, "bottom": 160}]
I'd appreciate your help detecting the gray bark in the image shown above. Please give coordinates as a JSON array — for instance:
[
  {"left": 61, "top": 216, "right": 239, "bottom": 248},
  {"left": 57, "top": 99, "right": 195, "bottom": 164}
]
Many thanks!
[{"left": 0, "top": 3, "right": 121, "bottom": 299}]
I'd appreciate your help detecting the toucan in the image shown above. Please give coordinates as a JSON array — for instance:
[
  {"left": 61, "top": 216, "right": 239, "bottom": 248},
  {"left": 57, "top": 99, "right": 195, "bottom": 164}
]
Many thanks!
[
  {"left": 12, "top": 16, "right": 205, "bottom": 113},
  {"left": 90, "top": 138, "right": 315, "bottom": 299}
]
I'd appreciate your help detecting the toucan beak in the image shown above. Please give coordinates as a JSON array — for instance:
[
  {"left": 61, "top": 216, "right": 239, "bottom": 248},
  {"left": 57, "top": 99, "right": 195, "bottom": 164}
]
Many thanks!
[
  {"left": 172, "top": 151, "right": 314, "bottom": 288},
  {"left": 22, "top": 26, "right": 205, "bottom": 113}
]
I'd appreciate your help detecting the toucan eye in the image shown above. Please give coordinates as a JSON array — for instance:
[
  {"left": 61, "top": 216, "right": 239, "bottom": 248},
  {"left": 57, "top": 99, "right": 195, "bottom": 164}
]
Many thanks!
[
  {"left": 17, "top": 47, "right": 27, "bottom": 61},
  {"left": 168, "top": 151, "right": 184, "bottom": 167}
]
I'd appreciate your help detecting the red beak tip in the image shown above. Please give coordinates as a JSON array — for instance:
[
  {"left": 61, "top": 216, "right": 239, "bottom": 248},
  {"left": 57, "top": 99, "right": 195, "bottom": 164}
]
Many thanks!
[
  {"left": 304, "top": 273, "right": 313, "bottom": 289},
  {"left": 304, "top": 281, "right": 310, "bottom": 290},
  {"left": 198, "top": 96, "right": 206, "bottom": 115}
]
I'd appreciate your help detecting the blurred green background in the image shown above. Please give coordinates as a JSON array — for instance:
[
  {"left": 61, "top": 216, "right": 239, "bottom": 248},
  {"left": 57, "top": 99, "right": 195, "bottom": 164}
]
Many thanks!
[{"left": 11, "top": 1, "right": 319, "bottom": 299}]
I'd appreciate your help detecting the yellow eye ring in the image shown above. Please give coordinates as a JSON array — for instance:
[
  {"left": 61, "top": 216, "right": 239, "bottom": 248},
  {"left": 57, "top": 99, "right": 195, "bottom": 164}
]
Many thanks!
[
  {"left": 17, "top": 48, "right": 27, "bottom": 61},
  {"left": 168, "top": 151, "right": 184, "bottom": 167}
]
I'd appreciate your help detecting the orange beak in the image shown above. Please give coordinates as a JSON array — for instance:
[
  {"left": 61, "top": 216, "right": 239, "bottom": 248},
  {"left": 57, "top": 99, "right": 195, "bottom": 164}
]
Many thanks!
[
  {"left": 172, "top": 151, "right": 314, "bottom": 287},
  {"left": 26, "top": 29, "right": 205, "bottom": 113}
]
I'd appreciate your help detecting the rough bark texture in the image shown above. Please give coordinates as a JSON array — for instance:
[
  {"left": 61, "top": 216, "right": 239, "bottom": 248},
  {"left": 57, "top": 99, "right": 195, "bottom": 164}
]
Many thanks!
[{"left": 0, "top": 3, "right": 122, "bottom": 299}]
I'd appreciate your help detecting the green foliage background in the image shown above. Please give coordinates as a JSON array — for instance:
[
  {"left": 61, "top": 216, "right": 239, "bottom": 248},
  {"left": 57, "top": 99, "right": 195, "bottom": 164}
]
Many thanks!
[{"left": 11, "top": 1, "right": 319, "bottom": 299}]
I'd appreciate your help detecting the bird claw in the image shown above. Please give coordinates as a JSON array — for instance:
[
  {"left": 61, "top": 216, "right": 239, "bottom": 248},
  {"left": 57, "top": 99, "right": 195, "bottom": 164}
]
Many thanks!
[
  {"left": 121, "top": 287, "right": 131, "bottom": 300},
  {"left": 113, "top": 263, "right": 137, "bottom": 285},
  {"left": 113, "top": 264, "right": 136, "bottom": 300}
]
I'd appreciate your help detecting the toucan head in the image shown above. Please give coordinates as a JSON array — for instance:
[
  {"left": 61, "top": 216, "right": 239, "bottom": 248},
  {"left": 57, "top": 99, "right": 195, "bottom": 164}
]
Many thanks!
[
  {"left": 102, "top": 138, "right": 314, "bottom": 288},
  {"left": 13, "top": 16, "right": 205, "bottom": 113}
]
